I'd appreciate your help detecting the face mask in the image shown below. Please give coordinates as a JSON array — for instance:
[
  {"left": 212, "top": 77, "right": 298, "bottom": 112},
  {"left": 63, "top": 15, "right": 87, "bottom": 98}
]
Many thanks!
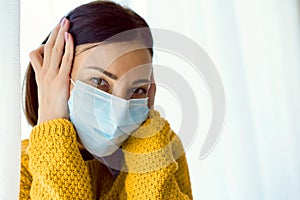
[{"left": 68, "top": 80, "right": 149, "bottom": 157}]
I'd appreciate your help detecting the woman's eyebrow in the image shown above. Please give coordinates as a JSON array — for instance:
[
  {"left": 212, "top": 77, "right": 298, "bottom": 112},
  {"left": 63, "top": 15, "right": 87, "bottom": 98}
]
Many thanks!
[
  {"left": 132, "top": 79, "right": 151, "bottom": 85},
  {"left": 86, "top": 66, "right": 118, "bottom": 80}
]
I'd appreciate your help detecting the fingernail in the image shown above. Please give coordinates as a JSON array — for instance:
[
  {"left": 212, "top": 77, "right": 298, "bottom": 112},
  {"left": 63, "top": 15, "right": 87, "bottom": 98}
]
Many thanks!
[
  {"left": 64, "top": 32, "right": 69, "bottom": 41},
  {"left": 61, "top": 18, "right": 66, "bottom": 27}
]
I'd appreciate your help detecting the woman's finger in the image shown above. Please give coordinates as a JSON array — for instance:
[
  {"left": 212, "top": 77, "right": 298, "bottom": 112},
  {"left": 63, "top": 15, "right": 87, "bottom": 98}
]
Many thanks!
[
  {"left": 43, "top": 22, "right": 62, "bottom": 71},
  {"left": 49, "top": 18, "right": 70, "bottom": 75},
  {"left": 29, "top": 45, "right": 44, "bottom": 73},
  {"left": 59, "top": 32, "right": 74, "bottom": 77}
]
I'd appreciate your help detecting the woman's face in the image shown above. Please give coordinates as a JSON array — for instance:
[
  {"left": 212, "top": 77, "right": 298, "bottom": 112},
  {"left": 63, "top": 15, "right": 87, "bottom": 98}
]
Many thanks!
[{"left": 70, "top": 42, "right": 153, "bottom": 100}]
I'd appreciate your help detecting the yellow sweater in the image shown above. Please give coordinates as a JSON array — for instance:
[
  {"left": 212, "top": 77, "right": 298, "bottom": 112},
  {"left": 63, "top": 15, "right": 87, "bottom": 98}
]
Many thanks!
[{"left": 19, "top": 110, "right": 193, "bottom": 199}]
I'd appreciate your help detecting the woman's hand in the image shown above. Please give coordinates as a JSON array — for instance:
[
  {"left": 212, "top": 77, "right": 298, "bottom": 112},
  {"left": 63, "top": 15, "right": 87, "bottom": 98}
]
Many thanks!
[{"left": 29, "top": 18, "right": 74, "bottom": 124}]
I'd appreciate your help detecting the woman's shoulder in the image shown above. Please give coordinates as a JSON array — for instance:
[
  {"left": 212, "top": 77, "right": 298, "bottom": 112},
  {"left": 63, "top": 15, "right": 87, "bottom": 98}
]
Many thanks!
[
  {"left": 148, "top": 109, "right": 182, "bottom": 138},
  {"left": 144, "top": 109, "right": 186, "bottom": 159},
  {"left": 151, "top": 110, "right": 186, "bottom": 159}
]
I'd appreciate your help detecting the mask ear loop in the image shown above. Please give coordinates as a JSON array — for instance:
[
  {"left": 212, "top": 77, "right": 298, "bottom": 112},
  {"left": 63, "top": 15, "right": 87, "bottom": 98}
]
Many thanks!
[{"left": 70, "top": 78, "right": 75, "bottom": 86}]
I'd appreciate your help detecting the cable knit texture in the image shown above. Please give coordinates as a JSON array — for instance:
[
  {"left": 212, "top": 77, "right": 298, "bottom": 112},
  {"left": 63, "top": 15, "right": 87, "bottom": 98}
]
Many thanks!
[{"left": 19, "top": 110, "right": 193, "bottom": 199}]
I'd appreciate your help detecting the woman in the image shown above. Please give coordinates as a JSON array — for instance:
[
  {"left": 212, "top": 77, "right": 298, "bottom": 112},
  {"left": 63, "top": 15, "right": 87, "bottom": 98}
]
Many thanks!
[{"left": 20, "top": 1, "right": 193, "bottom": 199}]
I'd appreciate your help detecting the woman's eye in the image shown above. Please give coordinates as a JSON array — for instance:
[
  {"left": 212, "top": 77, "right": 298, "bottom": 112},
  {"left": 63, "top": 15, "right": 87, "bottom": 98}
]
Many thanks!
[
  {"left": 131, "top": 87, "right": 147, "bottom": 98},
  {"left": 91, "top": 77, "right": 110, "bottom": 91},
  {"left": 134, "top": 88, "right": 146, "bottom": 94}
]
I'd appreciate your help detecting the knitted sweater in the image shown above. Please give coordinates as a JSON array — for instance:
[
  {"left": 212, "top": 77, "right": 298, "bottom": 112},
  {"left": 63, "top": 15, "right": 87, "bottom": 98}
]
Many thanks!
[{"left": 19, "top": 110, "right": 193, "bottom": 199}]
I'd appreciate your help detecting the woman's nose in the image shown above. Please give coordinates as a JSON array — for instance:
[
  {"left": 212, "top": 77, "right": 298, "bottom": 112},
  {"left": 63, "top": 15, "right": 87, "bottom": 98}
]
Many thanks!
[{"left": 111, "top": 85, "right": 130, "bottom": 100}]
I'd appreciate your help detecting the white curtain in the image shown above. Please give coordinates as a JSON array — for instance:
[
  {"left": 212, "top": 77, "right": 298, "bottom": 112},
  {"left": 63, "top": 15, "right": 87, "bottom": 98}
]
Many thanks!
[
  {"left": 1, "top": 0, "right": 299, "bottom": 199},
  {"left": 0, "top": 0, "right": 20, "bottom": 199},
  {"left": 130, "top": 0, "right": 300, "bottom": 199},
  {"left": 161, "top": 0, "right": 300, "bottom": 199}
]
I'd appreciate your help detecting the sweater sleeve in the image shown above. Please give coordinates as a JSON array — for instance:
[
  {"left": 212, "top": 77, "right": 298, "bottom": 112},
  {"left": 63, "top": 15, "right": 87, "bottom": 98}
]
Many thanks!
[
  {"left": 19, "top": 140, "right": 32, "bottom": 199},
  {"left": 23, "top": 118, "right": 94, "bottom": 200},
  {"left": 119, "top": 112, "right": 193, "bottom": 200}
]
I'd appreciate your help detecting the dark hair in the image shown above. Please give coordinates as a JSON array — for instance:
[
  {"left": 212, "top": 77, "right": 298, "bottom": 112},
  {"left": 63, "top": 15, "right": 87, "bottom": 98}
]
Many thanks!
[{"left": 23, "top": 0, "right": 153, "bottom": 126}]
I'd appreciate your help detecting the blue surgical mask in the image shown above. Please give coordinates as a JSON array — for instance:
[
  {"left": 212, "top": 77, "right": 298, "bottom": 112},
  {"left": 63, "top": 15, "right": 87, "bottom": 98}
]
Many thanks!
[{"left": 68, "top": 80, "right": 149, "bottom": 157}]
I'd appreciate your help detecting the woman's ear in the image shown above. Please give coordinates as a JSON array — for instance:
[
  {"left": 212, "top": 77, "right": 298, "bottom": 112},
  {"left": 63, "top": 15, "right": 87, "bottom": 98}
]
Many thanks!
[{"left": 148, "top": 73, "right": 156, "bottom": 109}]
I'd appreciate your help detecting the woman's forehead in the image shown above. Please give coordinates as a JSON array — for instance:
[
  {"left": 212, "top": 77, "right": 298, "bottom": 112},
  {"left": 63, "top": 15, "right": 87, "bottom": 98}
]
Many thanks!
[
  {"left": 71, "top": 43, "right": 152, "bottom": 85},
  {"left": 75, "top": 42, "right": 152, "bottom": 77},
  {"left": 75, "top": 41, "right": 151, "bottom": 61}
]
